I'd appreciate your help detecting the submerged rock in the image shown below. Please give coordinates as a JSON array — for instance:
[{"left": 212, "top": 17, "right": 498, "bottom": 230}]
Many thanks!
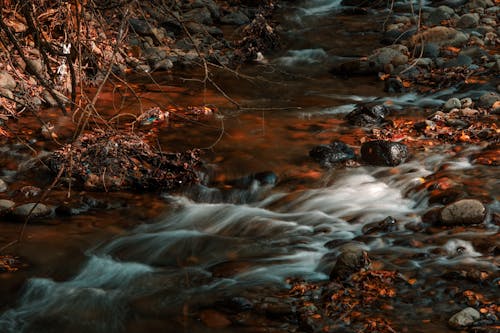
[
  {"left": 449, "top": 307, "right": 480, "bottom": 328},
  {"left": 309, "top": 140, "right": 356, "bottom": 168},
  {"left": 361, "top": 140, "right": 409, "bottom": 166},
  {"left": 346, "top": 103, "right": 390, "bottom": 126},
  {"left": 439, "top": 199, "right": 486, "bottom": 225}
]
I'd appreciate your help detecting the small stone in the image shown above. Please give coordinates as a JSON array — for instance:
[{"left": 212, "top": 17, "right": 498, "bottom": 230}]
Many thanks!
[
  {"left": 440, "top": 199, "right": 486, "bottom": 225},
  {"left": 443, "top": 97, "right": 461, "bottom": 111},
  {"left": 456, "top": 13, "right": 480, "bottom": 29},
  {"left": 361, "top": 140, "right": 409, "bottom": 166},
  {"left": 427, "top": 6, "right": 456, "bottom": 26},
  {"left": 0, "top": 71, "right": 16, "bottom": 90},
  {"left": 449, "top": 307, "right": 480, "bottom": 328},
  {"left": 410, "top": 26, "right": 468, "bottom": 47},
  {"left": 13, "top": 203, "right": 52, "bottom": 219},
  {"left": 461, "top": 97, "right": 473, "bottom": 108}
]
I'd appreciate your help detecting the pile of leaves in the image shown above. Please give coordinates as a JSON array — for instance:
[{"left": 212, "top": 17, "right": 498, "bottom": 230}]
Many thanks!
[
  {"left": 289, "top": 270, "right": 402, "bottom": 333},
  {"left": 47, "top": 130, "right": 202, "bottom": 191}
]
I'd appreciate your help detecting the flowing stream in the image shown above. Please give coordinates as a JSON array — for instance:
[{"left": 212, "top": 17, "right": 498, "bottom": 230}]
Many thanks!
[{"left": 0, "top": 1, "right": 498, "bottom": 333}]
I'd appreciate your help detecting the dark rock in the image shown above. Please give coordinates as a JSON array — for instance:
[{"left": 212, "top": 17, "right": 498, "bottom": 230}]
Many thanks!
[
  {"left": 215, "top": 297, "right": 253, "bottom": 313},
  {"left": 456, "top": 13, "right": 480, "bottom": 29},
  {"left": 55, "top": 201, "right": 90, "bottom": 216},
  {"left": 183, "top": 7, "right": 213, "bottom": 25},
  {"left": 191, "top": 0, "right": 220, "bottom": 20},
  {"left": 426, "top": 5, "right": 457, "bottom": 26},
  {"left": 329, "top": 243, "right": 370, "bottom": 280},
  {"left": 346, "top": 103, "right": 390, "bottom": 126},
  {"left": 439, "top": 199, "right": 486, "bottom": 225},
  {"left": 220, "top": 11, "right": 250, "bottom": 25},
  {"left": 309, "top": 141, "right": 356, "bottom": 168},
  {"left": 361, "top": 140, "right": 409, "bottom": 166},
  {"left": 384, "top": 76, "right": 405, "bottom": 93},
  {"left": 422, "top": 207, "right": 442, "bottom": 224},
  {"left": 443, "top": 97, "right": 461, "bottom": 111},
  {"left": 129, "top": 18, "right": 154, "bottom": 36},
  {"left": 414, "top": 42, "right": 440, "bottom": 59},
  {"left": 443, "top": 54, "right": 473, "bottom": 68},
  {"left": 477, "top": 92, "right": 500, "bottom": 109},
  {"left": 362, "top": 216, "right": 397, "bottom": 234}
]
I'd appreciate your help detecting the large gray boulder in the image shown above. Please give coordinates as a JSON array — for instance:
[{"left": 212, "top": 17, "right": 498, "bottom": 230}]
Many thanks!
[{"left": 439, "top": 199, "right": 486, "bottom": 225}]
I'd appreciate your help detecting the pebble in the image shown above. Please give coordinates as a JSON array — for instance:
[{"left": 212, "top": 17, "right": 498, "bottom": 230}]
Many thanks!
[
  {"left": 329, "top": 243, "right": 370, "bottom": 280},
  {"left": 477, "top": 92, "right": 500, "bottom": 108},
  {"left": 440, "top": 199, "right": 486, "bottom": 225},
  {"left": 449, "top": 307, "right": 480, "bottom": 328},
  {"left": 443, "top": 97, "right": 461, "bottom": 111},
  {"left": 12, "top": 203, "right": 52, "bottom": 219},
  {"left": 456, "top": 13, "right": 480, "bottom": 28}
]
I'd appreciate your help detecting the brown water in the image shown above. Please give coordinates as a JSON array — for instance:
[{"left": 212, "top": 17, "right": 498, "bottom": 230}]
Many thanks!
[{"left": 0, "top": 1, "right": 498, "bottom": 333}]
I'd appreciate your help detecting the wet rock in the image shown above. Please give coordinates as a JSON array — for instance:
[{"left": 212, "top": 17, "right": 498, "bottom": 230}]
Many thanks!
[
  {"left": 0, "top": 178, "right": 7, "bottom": 192},
  {"left": 55, "top": 201, "right": 90, "bottom": 216},
  {"left": 427, "top": 5, "right": 457, "bottom": 26},
  {"left": 362, "top": 216, "right": 397, "bottom": 234},
  {"left": 309, "top": 140, "right": 355, "bottom": 168},
  {"left": 226, "top": 171, "right": 278, "bottom": 189},
  {"left": 346, "top": 103, "right": 390, "bottom": 126},
  {"left": 361, "top": 140, "right": 409, "bottom": 166},
  {"left": 410, "top": 26, "right": 468, "bottom": 47},
  {"left": 449, "top": 307, "right": 480, "bottom": 328},
  {"left": 0, "top": 71, "right": 16, "bottom": 90},
  {"left": 466, "top": 0, "right": 494, "bottom": 9},
  {"left": 199, "top": 309, "right": 231, "bottom": 329},
  {"left": 329, "top": 243, "right": 370, "bottom": 280},
  {"left": 440, "top": 199, "right": 486, "bottom": 225},
  {"left": 12, "top": 203, "right": 52, "bottom": 219},
  {"left": 0, "top": 199, "right": 15, "bottom": 216},
  {"left": 477, "top": 92, "right": 500, "bottom": 109},
  {"left": 444, "top": 97, "right": 461, "bottom": 111},
  {"left": 456, "top": 13, "right": 480, "bottom": 28},
  {"left": 221, "top": 11, "right": 250, "bottom": 25}
]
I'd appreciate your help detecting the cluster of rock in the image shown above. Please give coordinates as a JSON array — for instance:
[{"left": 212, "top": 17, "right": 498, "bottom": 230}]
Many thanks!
[{"left": 331, "top": 0, "right": 499, "bottom": 91}]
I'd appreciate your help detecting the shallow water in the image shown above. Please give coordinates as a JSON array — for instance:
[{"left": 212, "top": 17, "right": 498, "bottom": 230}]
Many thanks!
[{"left": 0, "top": 1, "right": 498, "bottom": 332}]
